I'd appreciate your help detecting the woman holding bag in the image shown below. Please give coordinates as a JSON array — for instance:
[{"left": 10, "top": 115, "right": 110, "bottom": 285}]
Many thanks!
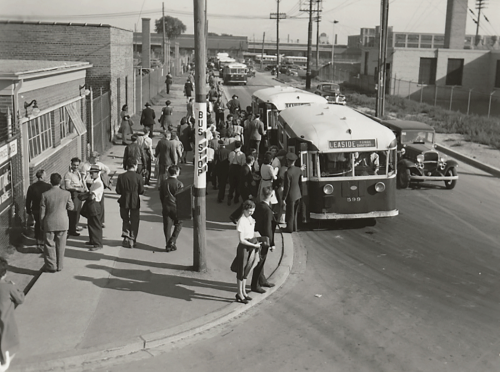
[{"left": 231, "top": 200, "right": 261, "bottom": 304}]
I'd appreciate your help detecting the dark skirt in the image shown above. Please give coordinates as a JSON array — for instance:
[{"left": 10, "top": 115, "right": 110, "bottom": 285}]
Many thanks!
[{"left": 231, "top": 243, "right": 259, "bottom": 281}]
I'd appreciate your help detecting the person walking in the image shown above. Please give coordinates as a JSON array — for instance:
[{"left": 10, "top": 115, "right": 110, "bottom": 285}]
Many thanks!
[
  {"left": 231, "top": 200, "right": 262, "bottom": 304},
  {"left": 282, "top": 152, "right": 302, "bottom": 233},
  {"left": 140, "top": 102, "right": 156, "bottom": 135},
  {"left": 116, "top": 159, "right": 144, "bottom": 248},
  {"left": 215, "top": 140, "right": 231, "bottom": 203},
  {"left": 186, "top": 98, "right": 194, "bottom": 121},
  {"left": 40, "top": 173, "right": 74, "bottom": 272},
  {"left": 119, "top": 114, "right": 133, "bottom": 145},
  {"left": 123, "top": 134, "right": 146, "bottom": 176},
  {"left": 155, "top": 131, "right": 178, "bottom": 184},
  {"left": 251, "top": 186, "right": 276, "bottom": 294},
  {"left": 247, "top": 114, "right": 266, "bottom": 155},
  {"left": 159, "top": 165, "right": 184, "bottom": 252},
  {"left": 213, "top": 96, "right": 225, "bottom": 128},
  {"left": 137, "top": 128, "right": 154, "bottom": 186},
  {"left": 169, "top": 133, "right": 184, "bottom": 169},
  {"left": 165, "top": 72, "right": 173, "bottom": 94},
  {"left": 184, "top": 78, "right": 194, "bottom": 103},
  {"left": 0, "top": 257, "right": 25, "bottom": 370},
  {"left": 25, "top": 169, "right": 51, "bottom": 248},
  {"left": 227, "top": 141, "right": 246, "bottom": 206},
  {"left": 63, "top": 157, "right": 86, "bottom": 237},
  {"left": 159, "top": 100, "right": 173, "bottom": 131},
  {"left": 84, "top": 165, "right": 104, "bottom": 251},
  {"left": 178, "top": 117, "right": 192, "bottom": 163}
]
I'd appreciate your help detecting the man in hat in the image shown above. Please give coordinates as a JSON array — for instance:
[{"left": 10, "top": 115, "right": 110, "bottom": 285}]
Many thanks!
[
  {"left": 247, "top": 113, "right": 266, "bottom": 155},
  {"left": 140, "top": 102, "right": 156, "bottom": 135},
  {"left": 155, "top": 130, "right": 178, "bottom": 185},
  {"left": 26, "top": 169, "right": 52, "bottom": 248},
  {"left": 86, "top": 165, "right": 104, "bottom": 251},
  {"left": 184, "top": 78, "right": 194, "bottom": 103},
  {"left": 282, "top": 152, "right": 302, "bottom": 233},
  {"left": 227, "top": 94, "right": 241, "bottom": 115},
  {"left": 123, "top": 134, "right": 146, "bottom": 177},
  {"left": 214, "top": 139, "right": 231, "bottom": 203},
  {"left": 227, "top": 141, "right": 245, "bottom": 206}
]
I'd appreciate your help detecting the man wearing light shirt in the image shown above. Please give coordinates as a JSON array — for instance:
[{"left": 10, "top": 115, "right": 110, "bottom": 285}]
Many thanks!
[
  {"left": 63, "top": 157, "right": 87, "bottom": 236},
  {"left": 87, "top": 165, "right": 104, "bottom": 251},
  {"left": 227, "top": 141, "right": 245, "bottom": 206}
]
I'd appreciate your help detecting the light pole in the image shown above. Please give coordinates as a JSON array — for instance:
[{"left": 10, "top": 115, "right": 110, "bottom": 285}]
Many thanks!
[{"left": 330, "top": 20, "right": 338, "bottom": 81}]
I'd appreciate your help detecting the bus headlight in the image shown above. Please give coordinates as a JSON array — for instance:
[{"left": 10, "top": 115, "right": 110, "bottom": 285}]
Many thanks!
[
  {"left": 375, "top": 182, "right": 386, "bottom": 193},
  {"left": 323, "top": 184, "right": 334, "bottom": 195},
  {"left": 416, "top": 154, "right": 424, "bottom": 163}
]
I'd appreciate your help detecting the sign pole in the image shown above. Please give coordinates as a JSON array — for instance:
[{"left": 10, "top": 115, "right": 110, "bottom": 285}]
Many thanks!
[{"left": 193, "top": 0, "right": 207, "bottom": 272}]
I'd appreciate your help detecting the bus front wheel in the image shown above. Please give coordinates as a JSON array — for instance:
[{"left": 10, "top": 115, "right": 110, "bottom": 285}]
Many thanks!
[{"left": 397, "top": 167, "right": 411, "bottom": 189}]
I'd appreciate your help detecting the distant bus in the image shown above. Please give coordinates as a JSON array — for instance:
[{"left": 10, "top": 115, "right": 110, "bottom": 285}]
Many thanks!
[
  {"left": 254, "top": 54, "right": 284, "bottom": 64},
  {"left": 222, "top": 62, "right": 248, "bottom": 85},
  {"left": 251, "top": 86, "right": 327, "bottom": 145},
  {"left": 283, "top": 56, "right": 308, "bottom": 66},
  {"left": 278, "top": 104, "right": 399, "bottom": 221}
]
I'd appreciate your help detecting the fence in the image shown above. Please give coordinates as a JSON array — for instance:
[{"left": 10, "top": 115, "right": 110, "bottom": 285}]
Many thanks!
[
  {"left": 88, "top": 89, "right": 111, "bottom": 155},
  {"left": 135, "top": 65, "right": 167, "bottom": 114}
]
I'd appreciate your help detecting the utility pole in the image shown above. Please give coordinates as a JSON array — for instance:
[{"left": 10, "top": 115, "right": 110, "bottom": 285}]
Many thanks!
[
  {"left": 331, "top": 20, "right": 338, "bottom": 81},
  {"left": 475, "top": 0, "right": 486, "bottom": 46},
  {"left": 315, "top": 0, "right": 321, "bottom": 69},
  {"left": 305, "top": 0, "right": 314, "bottom": 89},
  {"left": 270, "top": 3, "right": 285, "bottom": 79},
  {"left": 261, "top": 32, "right": 265, "bottom": 70},
  {"left": 192, "top": 0, "right": 207, "bottom": 272},
  {"left": 162, "top": 3, "right": 166, "bottom": 65},
  {"left": 375, "top": 0, "right": 389, "bottom": 118}
]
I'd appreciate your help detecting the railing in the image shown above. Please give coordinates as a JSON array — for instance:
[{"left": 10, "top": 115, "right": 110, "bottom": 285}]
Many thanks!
[{"left": 135, "top": 65, "right": 167, "bottom": 114}]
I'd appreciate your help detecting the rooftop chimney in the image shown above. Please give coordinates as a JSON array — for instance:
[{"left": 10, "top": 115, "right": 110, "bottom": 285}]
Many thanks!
[
  {"left": 444, "top": 0, "right": 467, "bottom": 49},
  {"left": 142, "top": 18, "right": 151, "bottom": 70}
]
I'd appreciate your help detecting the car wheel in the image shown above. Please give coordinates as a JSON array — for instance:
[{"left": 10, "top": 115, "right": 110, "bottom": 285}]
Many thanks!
[
  {"left": 444, "top": 167, "right": 457, "bottom": 189},
  {"left": 397, "top": 167, "right": 411, "bottom": 189}
]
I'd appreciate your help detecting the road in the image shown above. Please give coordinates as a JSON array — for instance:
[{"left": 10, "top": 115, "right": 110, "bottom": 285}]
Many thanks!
[{"left": 93, "top": 73, "right": 500, "bottom": 372}]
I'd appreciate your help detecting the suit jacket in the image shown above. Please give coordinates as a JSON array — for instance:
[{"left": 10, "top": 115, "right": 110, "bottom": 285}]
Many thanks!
[
  {"left": 253, "top": 201, "right": 276, "bottom": 246},
  {"left": 248, "top": 119, "right": 265, "bottom": 141},
  {"left": 283, "top": 165, "right": 302, "bottom": 202},
  {"left": 26, "top": 180, "right": 52, "bottom": 214},
  {"left": 116, "top": 171, "right": 144, "bottom": 209},
  {"left": 140, "top": 107, "right": 156, "bottom": 126},
  {"left": 239, "top": 164, "right": 254, "bottom": 200},
  {"left": 40, "top": 186, "right": 74, "bottom": 232},
  {"left": 155, "top": 138, "right": 178, "bottom": 167},
  {"left": 123, "top": 142, "right": 146, "bottom": 170}
]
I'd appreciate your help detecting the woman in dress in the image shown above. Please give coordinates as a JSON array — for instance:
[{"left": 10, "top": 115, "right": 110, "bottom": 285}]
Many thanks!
[
  {"left": 233, "top": 200, "right": 261, "bottom": 304},
  {"left": 258, "top": 152, "right": 278, "bottom": 205},
  {"left": 178, "top": 117, "right": 192, "bottom": 163},
  {"left": 120, "top": 115, "right": 133, "bottom": 145},
  {"left": 160, "top": 100, "right": 173, "bottom": 131}
]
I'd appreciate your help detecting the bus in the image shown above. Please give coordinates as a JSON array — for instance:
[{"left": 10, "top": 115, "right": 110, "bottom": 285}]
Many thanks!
[
  {"left": 252, "top": 86, "right": 328, "bottom": 146},
  {"left": 222, "top": 62, "right": 248, "bottom": 85},
  {"left": 283, "top": 56, "right": 308, "bottom": 66},
  {"left": 278, "top": 104, "right": 399, "bottom": 221}
]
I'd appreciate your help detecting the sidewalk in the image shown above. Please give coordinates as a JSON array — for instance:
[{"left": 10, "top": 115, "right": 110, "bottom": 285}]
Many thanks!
[{"left": 12, "top": 77, "right": 293, "bottom": 372}]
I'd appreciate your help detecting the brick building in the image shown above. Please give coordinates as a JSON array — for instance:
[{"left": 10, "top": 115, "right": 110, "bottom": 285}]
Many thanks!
[
  {"left": 0, "top": 21, "right": 134, "bottom": 150},
  {"left": 0, "top": 59, "right": 91, "bottom": 247}
]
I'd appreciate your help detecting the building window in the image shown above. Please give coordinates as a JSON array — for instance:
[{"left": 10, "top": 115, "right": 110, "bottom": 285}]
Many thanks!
[
  {"left": 446, "top": 58, "right": 464, "bottom": 86},
  {"left": 418, "top": 58, "right": 437, "bottom": 85},
  {"left": 28, "top": 113, "right": 53, "bottom": 160},
  {"left": 58, "top": 107, "right": 74, "bottom": 139},
  {"left": 407, "top": 34, "right": 419, "bottom": 48},
  {"left": 395, "top": 34, "right": 406, "bottom": 48},
  {"left": 495, "top": 60, "right": 500, "bottom": 88}
]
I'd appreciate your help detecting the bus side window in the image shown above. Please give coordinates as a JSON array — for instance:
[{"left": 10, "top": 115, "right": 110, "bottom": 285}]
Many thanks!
[
  {"left": 300, "top": 153, "right": 308, "bottom": 181},
  {"left": 311, "top": 153, "right": 318, "bottom": 178}
]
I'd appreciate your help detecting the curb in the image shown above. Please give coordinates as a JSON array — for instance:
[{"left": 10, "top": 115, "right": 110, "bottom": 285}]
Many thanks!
[
  {"left": 436, "top": 144, "right": 500, "bottom": 178},
  {"left": 14, "top": 230, "right": 294, "bottom": 372}
]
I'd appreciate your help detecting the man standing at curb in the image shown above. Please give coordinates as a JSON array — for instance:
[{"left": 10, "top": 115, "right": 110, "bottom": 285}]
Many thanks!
[
  {"left": 227, "top": 141, "right": 245, "bottom": 206},
  {"left": 283, "top": 152, "right": 302, "bottom": 233},
  {"left": 116, "top": 159, "right": 144, "bottom": 248},
  {"left": 140, "top": 102, "right": 156, "bottom": 136},
  {"left": 215, "top": 140, "right": 231, "bottom": 203},
  {"left": 251, "top": 186, "right": 276, "bottom": 293},
  {"left": 26, "top": 169, "right": 51, "bottom": 248},
  {"left": 155, "top": 131, "right": 178, "bottom": 185},
  {"left": 63, "top": 157, "right": 87, "bottom": 237},
  {"left": 247, "top": 114, "right": 266, "bottom": 155},
  {"left": 159, "top": 165, "right": 184, "bottom": 252},
  {"left": 40, "top": 173, "right": 74, "bottom": 272}
]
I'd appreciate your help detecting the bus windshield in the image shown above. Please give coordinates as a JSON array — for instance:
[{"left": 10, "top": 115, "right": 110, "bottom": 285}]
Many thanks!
[
  {"left": 229, "top": 68, "right": 246, "bottom": 74},
  {"left": 319, "top": 150, "right": 395, "bottom": 177}
]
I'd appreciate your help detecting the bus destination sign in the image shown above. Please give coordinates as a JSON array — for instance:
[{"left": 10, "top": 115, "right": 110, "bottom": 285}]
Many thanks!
[
  {"left": 285, "top": 102, "right": 310, "bottom": 108},
  {"left": 329, "top": 139, "right": 376, "bottom": 149}
]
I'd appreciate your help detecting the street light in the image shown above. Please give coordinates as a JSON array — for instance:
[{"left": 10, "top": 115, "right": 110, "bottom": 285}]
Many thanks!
[{"left": 330, "top": 20, "right": 338, "bottom": 82}]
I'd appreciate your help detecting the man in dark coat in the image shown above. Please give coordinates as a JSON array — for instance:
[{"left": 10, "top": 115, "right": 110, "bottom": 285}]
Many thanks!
[
  {"left": 283, "top": 152, "right": 302, "bottom": 233},
  {"left": 247, "top": 114, "right": 266, "bottom": 155},
  {"left": 155, "top": 131, "right": 178, "bottom": 184},
  {"left": 140, "top": 102, "right": 156, "bottom": 135},
  {"left": 165, "top": 72, "right": 173, "bottom": 94},
  {"left": 251, "top": 185, "right": 276, "bottom": 293},
  {"left": 214, "top": 140, "right": 231, "bottom": 203},
  {"left": 227, "top": 94, "right": 241, "bottom": 115},
  {"left": 239, "top": 155, "right": 255, "bottom": 202},
  {"left": 159, "top": 165, "right": 184, "bottom": 252},
  {"left": 26, "top": 169, "right": 51, "bottom": 247},
  {"left": 116, "top": 159, "right": 144, "bottom": 248},
  {"left": 123, "top": 134, "right": 146, "bottom": 176},
  {"left": 40, "top": 173, "right": 74, "bottom": 272}
]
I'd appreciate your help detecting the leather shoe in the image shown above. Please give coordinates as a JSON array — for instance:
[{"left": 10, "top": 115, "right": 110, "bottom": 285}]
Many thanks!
[
  {"left": 43, "top": 267, "right": 56, "bottom": 273},
  {"left": 261, "top": 282, "right": 275, "bottom": 288},
  {"left": 89, "top": 246, "right": 103, "bottom": 251},
  {"left": 251, "top": 287, "right": 266, "bottom": 294},
  {"left": 68, "top": 231, "right": 80, "bottom": 237}
]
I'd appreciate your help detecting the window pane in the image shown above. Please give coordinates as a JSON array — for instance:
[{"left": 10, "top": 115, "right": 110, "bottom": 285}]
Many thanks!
[
  {"left": 418, "top": 58, "right": 437, "bottom": 84},
  {"left": 446, "top": 58, "right": 464, "bottom": 85}
]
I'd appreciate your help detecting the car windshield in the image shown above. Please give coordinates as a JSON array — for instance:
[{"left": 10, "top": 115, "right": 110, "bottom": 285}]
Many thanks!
[
  {"left": 322, "top": 84, "right": 339, "bottom": 91},
  {"left": 401, "top": 130, "right": 434, "bottom": 144},
  {"left": 319, "top": 150, "right": 395, "bottom": 177}
]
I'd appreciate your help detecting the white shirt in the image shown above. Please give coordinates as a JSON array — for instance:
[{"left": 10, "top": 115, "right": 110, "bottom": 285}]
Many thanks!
[
  {"left": 90, "top": 177, "right": 104, "bottom": 202},
  {"left": 236, "top": 215, "right": 255, "bottom": 240},
  {"left": 207, "top": 147, "right": 215, "bottom": 162}
]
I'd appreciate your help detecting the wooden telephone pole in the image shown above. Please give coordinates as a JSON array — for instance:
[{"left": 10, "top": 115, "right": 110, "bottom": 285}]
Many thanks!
[{"left": 375, "top": 0, "right": 389, "bottom": 118}]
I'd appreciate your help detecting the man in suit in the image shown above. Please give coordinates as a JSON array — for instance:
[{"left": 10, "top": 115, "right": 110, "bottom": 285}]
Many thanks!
[
  {"left": 251, "top": 186, "right": 277, "bottom": 293},
  {"left": 239, "top": 155, "right": 255, "bottom": 202},
  {"left": 116, "top": 159, "right": 144, "bottom": 248},
  {"left": 140, "top": 102, "right": 156, "bottom": 135},
  {"left": 40, "top": 173, "right": 74, "bottom": 272},
  {"left": 155, "top": 130, "right": 178, "bottom": 185},
  {"left": 227, "top": 141, "right": 246, "bottom": 206},
  {"left": 247, "top": 114, "right": 266, "bottom": 155},
  {"left": 227, "top": 94, "right": 241, "bottom": 115},
  {"left": 63, "top": 157, "right": 87, "bottom": 236},
  {"left": 282, "top": 152, "right": 302, "bottom": 233},
  {"left": 215, "top": 140, "right": 231, "bottom": 203},
  {"left": 123, "top": 134, "right": 146, "bottom": 176},
  {"left": 26, "top": 169, "right": 51, "bottom": 247}
]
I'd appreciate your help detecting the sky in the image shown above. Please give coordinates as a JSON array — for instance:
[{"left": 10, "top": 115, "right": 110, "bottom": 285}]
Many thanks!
[{"left": 1, "top": 0, "right": 499, "bottom": 45}]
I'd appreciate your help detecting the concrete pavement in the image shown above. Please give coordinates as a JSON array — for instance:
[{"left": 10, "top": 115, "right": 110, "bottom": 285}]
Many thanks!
[{"left": 12, "top": 75, "right": 293, "bottom": 372}]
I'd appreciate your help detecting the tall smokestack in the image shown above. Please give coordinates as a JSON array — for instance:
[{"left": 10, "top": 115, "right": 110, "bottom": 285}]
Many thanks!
[
  {"left": 444, "top": 0, "right": 467, "bottom": 49},
  {"left": 142, "top": 18, "right": 151, "bottom": 69}
]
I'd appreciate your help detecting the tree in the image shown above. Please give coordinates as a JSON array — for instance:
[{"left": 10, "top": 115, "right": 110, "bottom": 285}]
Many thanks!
[{"left": 154, "top": 16, "right": 187, "bottom": 40}]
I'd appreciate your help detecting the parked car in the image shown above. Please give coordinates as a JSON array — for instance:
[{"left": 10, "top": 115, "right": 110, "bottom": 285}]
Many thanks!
[
  {"left": 314, "top": 83, "right": 341, "bottom": 97},
  {"left": 381, "top": 120, "right": 459, "bottom": 189}
]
